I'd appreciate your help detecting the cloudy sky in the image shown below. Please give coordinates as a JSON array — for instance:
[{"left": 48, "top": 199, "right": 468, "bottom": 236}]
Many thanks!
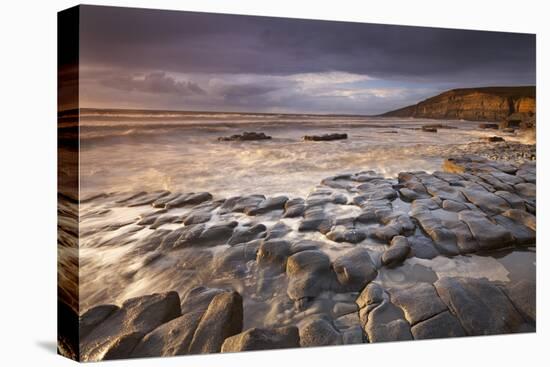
[{"left": 78, "top": 5, "right": 535, "bottom": 115}]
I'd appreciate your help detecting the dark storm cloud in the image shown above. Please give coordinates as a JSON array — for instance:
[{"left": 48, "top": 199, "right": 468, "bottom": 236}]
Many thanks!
[
  {"left": 100, "top": 71, "right": 205, "bottom": 96},
  {"left": 78, "top": 5, "right": 535, "bottom": 113},
  {"left": 79, "top": 5, "right": 535, "bottom": 83}
]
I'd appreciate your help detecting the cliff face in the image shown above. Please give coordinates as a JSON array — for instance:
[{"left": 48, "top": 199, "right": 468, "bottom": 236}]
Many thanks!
[{"left": 382, "top": 86, "right": 535, "bottom": 122}]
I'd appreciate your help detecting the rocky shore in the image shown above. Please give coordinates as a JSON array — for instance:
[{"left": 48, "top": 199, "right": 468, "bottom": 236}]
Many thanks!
[{"left": 67, "top": 153, "right": 536, "bottom": 361}]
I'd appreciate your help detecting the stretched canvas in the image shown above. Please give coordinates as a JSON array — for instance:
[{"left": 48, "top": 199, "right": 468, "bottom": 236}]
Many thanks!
[{"left": 58, "top": 5, "right": 536, "bottom": 362}]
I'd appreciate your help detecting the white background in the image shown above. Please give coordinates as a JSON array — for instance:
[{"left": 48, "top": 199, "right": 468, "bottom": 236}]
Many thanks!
[{"left": 0, "top": 0, "right": 547, "bottom": 365}]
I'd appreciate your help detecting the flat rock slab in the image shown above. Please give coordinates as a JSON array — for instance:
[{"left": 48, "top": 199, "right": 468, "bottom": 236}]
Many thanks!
[
  {"left": 434, "top": 277, "right": 525, "bottom": 336},
  {"left": 411, "top": 311, "right": 466, "bottom": 340},
  {"left": 502, "top": 280, "right": 536, "bottom": 323},
  {"left": 390, "top": 283, "right": 448, "bottom": 325}
]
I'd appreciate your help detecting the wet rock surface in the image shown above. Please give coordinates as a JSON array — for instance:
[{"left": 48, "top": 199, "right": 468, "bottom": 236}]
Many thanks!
[{"left": 77, "top": 153, "right": 535, "bottom": 360}]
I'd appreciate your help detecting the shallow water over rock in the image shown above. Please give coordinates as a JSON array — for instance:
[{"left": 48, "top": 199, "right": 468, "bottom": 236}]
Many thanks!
[{"left": 67, "top": 153, "right": 536, "bottom": 360}]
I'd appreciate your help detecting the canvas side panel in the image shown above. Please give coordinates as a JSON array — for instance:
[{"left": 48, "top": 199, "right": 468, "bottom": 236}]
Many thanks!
[{"left": 57, "top": 5, "right": 80, "bottom": 361}]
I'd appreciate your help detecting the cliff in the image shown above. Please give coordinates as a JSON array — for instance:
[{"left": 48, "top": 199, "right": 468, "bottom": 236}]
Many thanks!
[{"left": 381, "top": 86, "right": 535, "bottom": 122}]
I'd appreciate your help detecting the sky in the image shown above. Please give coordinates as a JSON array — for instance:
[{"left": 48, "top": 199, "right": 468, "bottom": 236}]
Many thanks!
[{"left": 77, "top": 5, "right": 536, "bottom": 115}]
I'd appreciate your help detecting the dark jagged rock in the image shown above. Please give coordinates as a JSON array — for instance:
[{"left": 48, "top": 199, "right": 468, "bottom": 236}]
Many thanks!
[
  {"left": 222, "top": 326, "right": 300, "bottom": 352},
  {"left": 218, "top": 131, "right": 272, "bottom": 141},
  {"left": 303, "top": 133, "right": 348, "bottom": 141},
  {"left": 422, "top": 125, "right": 438, "bottom": 133},
  {"left": 484, "top": 136, "right": 505, "bottom": 143},
  {"left": 479, "top": 123, "right": 499, "bottom": 129}
]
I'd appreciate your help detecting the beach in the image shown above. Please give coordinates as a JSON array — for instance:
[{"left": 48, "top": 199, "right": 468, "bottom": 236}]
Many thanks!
[{"left": 56, "top": 110, "right": 536, "bottom": 360}]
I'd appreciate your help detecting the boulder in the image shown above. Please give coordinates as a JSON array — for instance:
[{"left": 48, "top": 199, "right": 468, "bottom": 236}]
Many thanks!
[
  {"left": 364, "top": 302, "right": 412, "bottom": 343},
  {"left": 283, "top": 198, "right": 306, "bottom": 218},
  {"left": 332, "top": 247, "right": 377, "bottom": 292},
  {"left": 247, "top": 196, "right": 289, "bottom": 215},
  {"left": 80, "top": 292, "right": 182, "bottom": 361},
  {"left": 326, "top": 227, "right": 367, "bottom": 243},
  {"left": 382, "top": 236, "right": 411, "bottom": 266},
  {"left": 188, "top": 291, "right": 243, "bottom": 354},
  {"left": 286, "top": 250, "right": 336, "bottom": 303},
  {"left": 256, "top": 239, "right": 292, "bottom": 272},
  {"left": 298, "top": 206, "right": 332, "bottom": 233},
  {"left": 227, "top": 224, "right": 267, "bottom": 245},
  {"left": 299, "top": 317, "right": 342, "bottom": 347},
  {"left": 221, "top": 326, "right": 300, "bottom": 352},
  {"left": 79, "top": 304, "right": 119, "bottom": 340}
]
